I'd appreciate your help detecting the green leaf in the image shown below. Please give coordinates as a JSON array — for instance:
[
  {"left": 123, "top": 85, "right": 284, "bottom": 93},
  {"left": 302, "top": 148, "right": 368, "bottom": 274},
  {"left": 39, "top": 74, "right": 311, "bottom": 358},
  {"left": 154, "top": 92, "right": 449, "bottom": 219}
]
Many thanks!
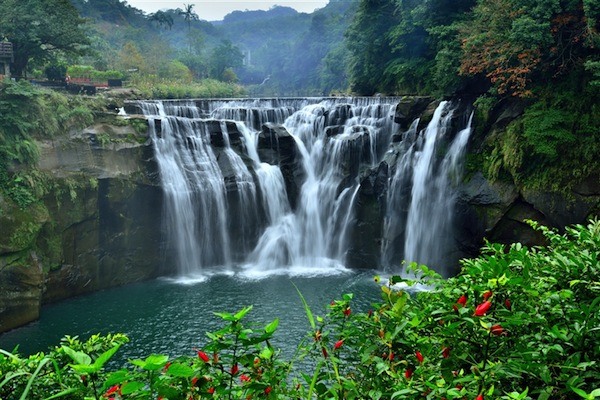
[
  {"left": 61, "top": 346, "right": 91, "bottom": 366},
  {"left": 293, "top": 282, "right": 316, "bottom": 330},
  {"left": 131, "top": 354, "right": 169, "bottom": 371},
  {"left": 213, "top": 312, "right": 236, "bottom": 321},
  {"left": 233, "top": 306, "right": 253, "bottom": 321},
  {"left": 120, "top": 381, "right": 145, "bottom": 395},
  {"left": 166, "top": 363, "right": 194, "bottom": 378},
  {"left": 103, "top": 370, "right": 131, "bottom": 387},
  {"left": 20, "top": 358, "right": 52, "bottom": 400},
  {"left": 43, "top": 388, "right": 79, "bottom": 400},
  {"left": 264, "top": 318, "right": 279, "bottom": 334},
  {"left": 571, "top": 386, "right": 590, "bottom": 399},
  {"left": 260, "top": 346, "right": 274, "bottom": 360}
]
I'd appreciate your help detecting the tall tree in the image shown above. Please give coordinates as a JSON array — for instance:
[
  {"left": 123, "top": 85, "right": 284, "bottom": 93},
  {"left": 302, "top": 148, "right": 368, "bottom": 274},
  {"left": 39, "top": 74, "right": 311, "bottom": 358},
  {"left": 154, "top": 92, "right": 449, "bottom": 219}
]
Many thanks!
[
  {"left": 345, "top": 0, "right": 399, "bottom": 95},
  {"left": 0, "top": 0, "right": 90, "bottom": 77},
  {"left": 180, "top": 3, "right": 199, "bottom": 31}
]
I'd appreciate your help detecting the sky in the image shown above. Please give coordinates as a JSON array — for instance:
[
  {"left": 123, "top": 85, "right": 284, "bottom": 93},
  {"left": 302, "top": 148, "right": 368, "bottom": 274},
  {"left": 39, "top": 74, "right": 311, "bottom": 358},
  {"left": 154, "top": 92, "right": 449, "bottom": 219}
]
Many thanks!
[{"left": 125, "top": 0, "right": 330, "bottom": 21}]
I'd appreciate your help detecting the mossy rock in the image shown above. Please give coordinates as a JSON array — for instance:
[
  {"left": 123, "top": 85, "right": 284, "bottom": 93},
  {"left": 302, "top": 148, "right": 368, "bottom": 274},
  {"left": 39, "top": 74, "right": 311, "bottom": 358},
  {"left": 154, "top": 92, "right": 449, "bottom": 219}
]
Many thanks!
[{"left": 0, "top": 196, "right": 49, "bottom": 254}]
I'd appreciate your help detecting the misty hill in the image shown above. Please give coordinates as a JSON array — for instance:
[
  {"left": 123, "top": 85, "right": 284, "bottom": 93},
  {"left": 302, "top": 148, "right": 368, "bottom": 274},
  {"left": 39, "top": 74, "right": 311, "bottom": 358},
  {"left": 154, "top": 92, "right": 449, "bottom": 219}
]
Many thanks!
[{"left": 65, "top": 0, "right": 358, "bottom": 95}]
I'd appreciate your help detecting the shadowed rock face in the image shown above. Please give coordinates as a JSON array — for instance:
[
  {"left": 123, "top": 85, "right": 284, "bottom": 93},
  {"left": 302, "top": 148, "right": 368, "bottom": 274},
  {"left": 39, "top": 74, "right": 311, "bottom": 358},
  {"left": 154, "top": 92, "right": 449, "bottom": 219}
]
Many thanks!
[{"left": 0, "top": 120, "right": 164, "bottom": 333}]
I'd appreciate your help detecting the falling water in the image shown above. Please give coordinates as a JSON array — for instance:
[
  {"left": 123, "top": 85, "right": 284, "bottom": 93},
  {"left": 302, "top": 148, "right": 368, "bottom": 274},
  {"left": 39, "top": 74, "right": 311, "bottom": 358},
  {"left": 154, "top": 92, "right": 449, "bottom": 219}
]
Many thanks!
[
  {"left": 139, "top": 97, "right": 469, "bottom": 278},
  {"left": 382, "top": 102, "right": 473, "bottom": 275}
]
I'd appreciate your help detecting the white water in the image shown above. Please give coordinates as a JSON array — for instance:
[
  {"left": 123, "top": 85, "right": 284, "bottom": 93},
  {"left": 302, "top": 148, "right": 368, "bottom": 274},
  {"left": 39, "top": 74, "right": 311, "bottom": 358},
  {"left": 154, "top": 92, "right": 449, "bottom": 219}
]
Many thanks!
[
  {"left": 140, "top": 98, "right": 470, "bottom": 279},
  {"left": 382, "top": 102, "right": 473, "bottom": 275}
]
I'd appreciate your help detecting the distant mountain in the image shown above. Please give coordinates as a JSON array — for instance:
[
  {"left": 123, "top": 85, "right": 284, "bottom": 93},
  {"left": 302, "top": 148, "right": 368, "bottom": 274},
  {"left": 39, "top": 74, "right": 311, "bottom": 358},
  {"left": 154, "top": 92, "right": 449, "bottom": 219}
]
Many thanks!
[
  {"left": 67, "top": 0, "right": 359, "bottom": 95},
  {"left": 218, "top": 6, "right": 299, "bottom": 25}
]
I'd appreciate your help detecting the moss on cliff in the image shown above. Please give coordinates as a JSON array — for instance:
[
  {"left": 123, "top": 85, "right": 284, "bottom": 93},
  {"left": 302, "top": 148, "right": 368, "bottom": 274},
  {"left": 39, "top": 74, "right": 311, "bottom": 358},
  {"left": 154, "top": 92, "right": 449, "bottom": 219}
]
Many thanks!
[{"left": 475, "top": 80, "right": 600, "bottom": 195}]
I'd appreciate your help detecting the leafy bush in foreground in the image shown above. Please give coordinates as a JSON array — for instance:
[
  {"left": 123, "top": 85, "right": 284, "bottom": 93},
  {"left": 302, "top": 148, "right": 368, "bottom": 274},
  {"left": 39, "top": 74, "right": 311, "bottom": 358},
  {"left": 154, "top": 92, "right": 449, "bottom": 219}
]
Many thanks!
[{"left": 1, "top": 220, "right": 599, "bottom": 399}]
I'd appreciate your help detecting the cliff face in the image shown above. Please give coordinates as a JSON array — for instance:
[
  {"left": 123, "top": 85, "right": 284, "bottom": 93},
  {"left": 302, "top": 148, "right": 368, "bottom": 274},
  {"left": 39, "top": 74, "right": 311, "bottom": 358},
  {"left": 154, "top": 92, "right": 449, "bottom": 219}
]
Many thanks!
[
  {"left": 0, "top": 119, "right": 164, "bottom": 333},
  {"left": 1, "top": 97, "right": 598, "bottom": 334},
  {"left": 349, "top": 97, "right": 600, "bottom": 272}
]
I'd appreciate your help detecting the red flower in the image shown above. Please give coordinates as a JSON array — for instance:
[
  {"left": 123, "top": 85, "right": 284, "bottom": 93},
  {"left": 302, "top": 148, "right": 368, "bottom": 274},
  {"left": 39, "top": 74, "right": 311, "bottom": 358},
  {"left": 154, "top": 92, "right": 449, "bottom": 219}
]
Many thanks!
[
  {"left": 476, "top": 394, "right": 484, "bottom": 400},
  {"left": 415, "top": 350, "right": 424, "bottom": 363},
  {"left": 505, "top": 299, "right": 512, "bottom": 310},
  {"left": 334, "top": 339, "right": 344, "bottom": 350},
  {"left": 104, "top": 385, "right": 120, "bottom": 397},
  {"left": 442, "top": 347, "right": 450, "bottom": 358},
  {"left": 483, "top": 290, "right": 493, "bottom": 301},
  {"left": 198, "top": 350, "right": 210, "bottom": 363},
  {"left": 405, "top": 368, "right": 413, "bottom": 379},
  {"left": 490, "top": 324, "right": 505, "bottom": 336},
  {"left": 163, "top": 361, "right": 172, "bottom": 372},
  {"left": 240, "top": 374, "right": 251, "bottom": 383},
  {"left": 343, "top": 308, "right": 351, "bottom": 317},
  {"left": 191, "top": 377, "right": 199, "bottom": 386},
  {"left": 457, "top": 294, "right": 468, "bottom": 306},
  {"left": 474, "top": 301, "right": 492, "bottom": 316},
  {"left": 264, "top": 386, "right": 272, "bottom": 394},
  {"left": 231, "top": 363, "right": 239, "bottom": 375},
  {"left": 322, "top": 347, "right": 328, "bottom": 358},
  {"left": 208, "top": 387, "right": 215, "bottom": 394}
]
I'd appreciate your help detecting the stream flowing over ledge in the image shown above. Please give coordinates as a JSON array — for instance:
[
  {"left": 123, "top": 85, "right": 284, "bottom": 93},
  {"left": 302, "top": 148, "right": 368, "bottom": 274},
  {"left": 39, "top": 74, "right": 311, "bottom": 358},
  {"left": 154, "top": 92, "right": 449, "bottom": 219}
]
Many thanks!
[{"left": 1, "top": 96, "right": 598, "bottom": 333}]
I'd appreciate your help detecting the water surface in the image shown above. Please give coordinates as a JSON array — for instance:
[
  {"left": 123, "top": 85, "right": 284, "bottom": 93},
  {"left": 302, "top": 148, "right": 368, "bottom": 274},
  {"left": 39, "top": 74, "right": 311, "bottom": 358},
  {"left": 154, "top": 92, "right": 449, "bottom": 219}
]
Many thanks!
[{"left": 0, "top": 271, "right": 381, "bottom": 362}]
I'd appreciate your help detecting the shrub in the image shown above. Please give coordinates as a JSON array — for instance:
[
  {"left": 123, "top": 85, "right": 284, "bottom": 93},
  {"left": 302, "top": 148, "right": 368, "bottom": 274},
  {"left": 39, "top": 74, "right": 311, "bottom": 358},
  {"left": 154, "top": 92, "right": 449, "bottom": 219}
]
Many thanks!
[{"left": 1, "top": 220, "right": 599, "bottom": 399}]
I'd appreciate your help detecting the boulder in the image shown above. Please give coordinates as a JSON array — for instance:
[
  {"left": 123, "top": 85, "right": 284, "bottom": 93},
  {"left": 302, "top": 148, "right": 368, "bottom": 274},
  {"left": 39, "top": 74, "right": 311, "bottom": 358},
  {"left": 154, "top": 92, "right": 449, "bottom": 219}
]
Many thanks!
[
  {"left": 258, "top": 123, "right": 304, "bottom": 209},
  {"left": 394, "top": 96, "right": 434, "bottom": 129}
]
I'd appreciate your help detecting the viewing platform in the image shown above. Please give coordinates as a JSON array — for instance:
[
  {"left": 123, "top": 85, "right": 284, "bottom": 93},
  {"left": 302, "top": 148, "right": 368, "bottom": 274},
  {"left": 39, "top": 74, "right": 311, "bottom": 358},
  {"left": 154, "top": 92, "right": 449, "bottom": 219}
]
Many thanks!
[{"left": 0, "top": 41, "right": 13, "bottom": 78}]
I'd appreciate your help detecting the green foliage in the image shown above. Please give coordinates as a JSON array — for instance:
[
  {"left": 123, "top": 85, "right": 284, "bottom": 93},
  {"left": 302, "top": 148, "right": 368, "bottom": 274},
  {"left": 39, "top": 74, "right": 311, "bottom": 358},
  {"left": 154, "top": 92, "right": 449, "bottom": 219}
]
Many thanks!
[
  {"left": 0, "top": 0, "right": 90, "bottom": 77},
  {"left": 345, "top": 0, "right": 474, "bottom": 95},
  {"left": 133, "top": 78, "right": 246, "bottom": 99},
  {"left": 2, "top": 220, "right": 599, "bottom": 399},
  {"left": 0, "top": 80, "right": 97, "bottom": 207},
  {"left": 460, "top": 0, "right": 599, "bottom": 97},
  {"left": 522, "top": 103, "right": 576, "bottom": 160},
  {"left": 67, "top": 65, "right": 125, "bottom": 80},
  {"left": 482, "top": 79, "right": 600, "bottom": 191}
]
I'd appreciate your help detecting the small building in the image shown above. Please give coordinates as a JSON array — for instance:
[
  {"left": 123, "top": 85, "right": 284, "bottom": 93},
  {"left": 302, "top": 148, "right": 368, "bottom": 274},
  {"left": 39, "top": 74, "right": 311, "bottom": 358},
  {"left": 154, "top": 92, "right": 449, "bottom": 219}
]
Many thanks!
[{"left": 0, "top": 41, "right": 14, "bottom": 78}]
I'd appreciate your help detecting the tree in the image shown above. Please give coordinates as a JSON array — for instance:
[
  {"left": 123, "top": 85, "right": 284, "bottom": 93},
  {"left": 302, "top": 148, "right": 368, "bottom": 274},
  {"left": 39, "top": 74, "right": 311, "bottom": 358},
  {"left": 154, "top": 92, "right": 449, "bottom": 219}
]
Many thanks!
[
  {"left": 460, "top": 0, "right": 599, "bottom": 97},
  {"left": 180, "top": 3, "right": 199, "bottom": 31},
  {"left": 0, "top": 0, "right": 90, "bottom": 77},
  {"left": 210, "top": 40, "right": 244, "bottom": 81},
  {"left": 149, "top": 11, "right": 174, "bottom": 30},
  {"left": 116, "top": 42, "right": 146, "bottom": 74},
  {"left": 345, "top": 0, "right": 399, "bottom": 94}
]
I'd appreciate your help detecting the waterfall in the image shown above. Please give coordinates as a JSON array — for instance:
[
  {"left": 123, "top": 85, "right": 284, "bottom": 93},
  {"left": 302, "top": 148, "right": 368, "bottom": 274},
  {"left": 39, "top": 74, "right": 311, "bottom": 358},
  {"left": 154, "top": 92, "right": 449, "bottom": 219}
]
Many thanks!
[
  {"left": 138, "top": 97, "right": 471, "bottom": 279},
  {"left": 143, "top": 103, "right": 231, "bottom": 276},
  {"left": 382, "top": 102, "right": 473, "bottom": 276}
]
